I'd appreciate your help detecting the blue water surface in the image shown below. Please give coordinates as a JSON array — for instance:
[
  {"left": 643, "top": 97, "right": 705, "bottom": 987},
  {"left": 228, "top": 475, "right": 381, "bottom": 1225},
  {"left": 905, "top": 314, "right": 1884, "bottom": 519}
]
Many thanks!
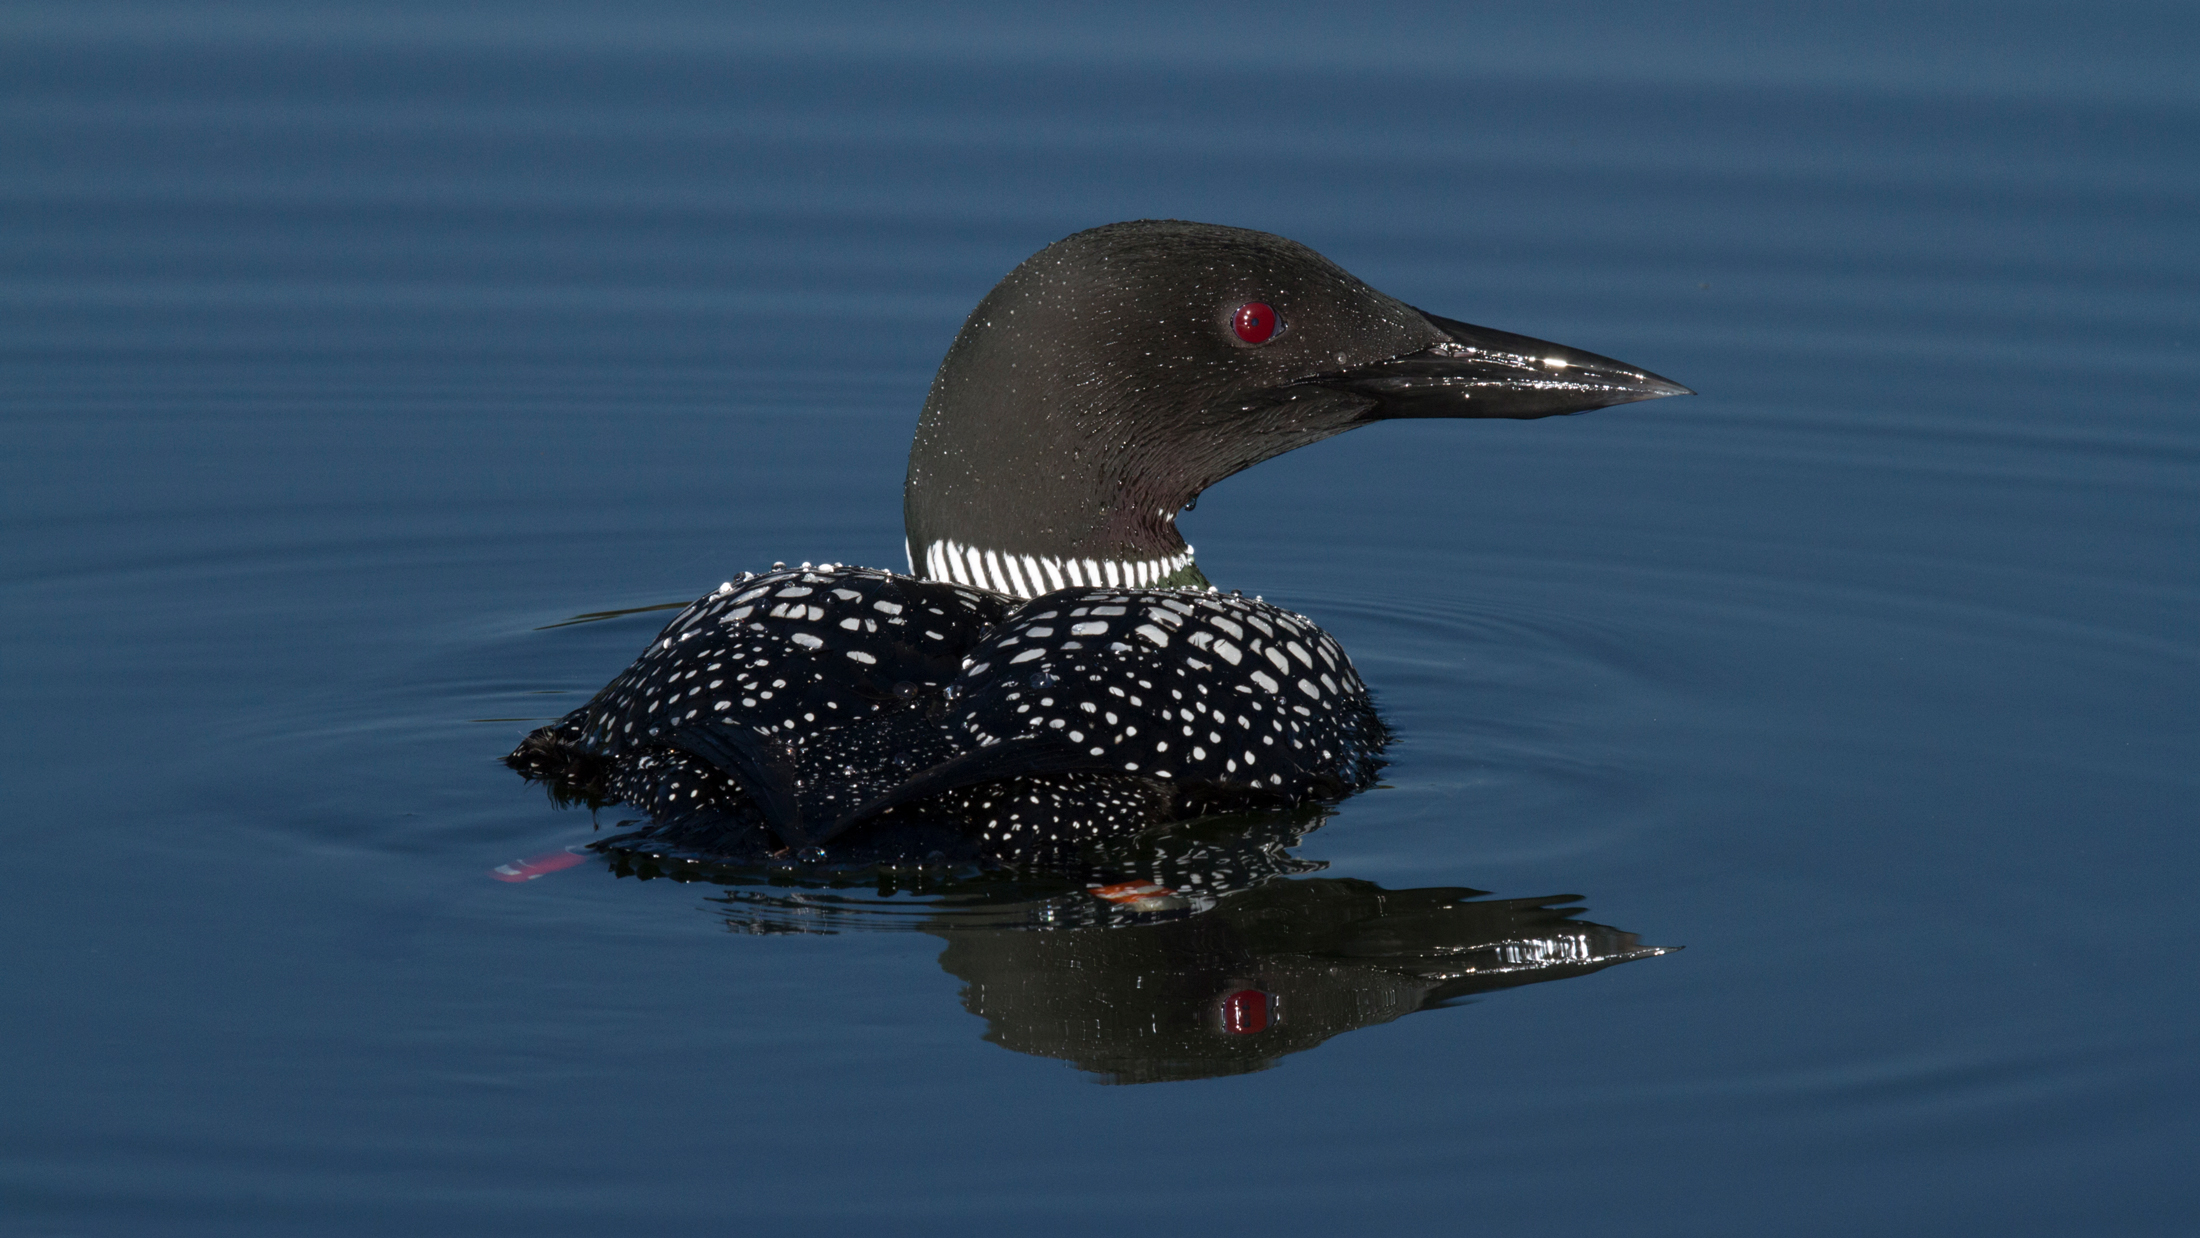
[{"left": 3, "top": 2, "right": 2196, "bottom": 1234}]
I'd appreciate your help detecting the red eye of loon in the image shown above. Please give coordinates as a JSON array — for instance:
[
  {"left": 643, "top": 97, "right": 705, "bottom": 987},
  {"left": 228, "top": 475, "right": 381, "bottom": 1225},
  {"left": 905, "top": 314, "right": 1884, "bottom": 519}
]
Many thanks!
[{"left": 1233, "top": 302, "right": 1279, "bottom": 344}]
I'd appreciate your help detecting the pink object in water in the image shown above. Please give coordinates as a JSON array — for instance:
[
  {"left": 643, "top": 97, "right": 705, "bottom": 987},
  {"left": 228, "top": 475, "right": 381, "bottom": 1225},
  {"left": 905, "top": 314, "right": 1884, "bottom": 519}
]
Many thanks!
[{"left": 489, "top": 849, "right": 586, "bottom": 882}]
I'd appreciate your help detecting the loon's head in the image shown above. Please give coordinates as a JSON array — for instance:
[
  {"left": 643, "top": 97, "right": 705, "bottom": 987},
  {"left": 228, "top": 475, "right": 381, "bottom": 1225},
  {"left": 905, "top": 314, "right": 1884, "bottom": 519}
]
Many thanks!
[{"left": 904, "top": 219, "right": 1690, "bottom": 596}]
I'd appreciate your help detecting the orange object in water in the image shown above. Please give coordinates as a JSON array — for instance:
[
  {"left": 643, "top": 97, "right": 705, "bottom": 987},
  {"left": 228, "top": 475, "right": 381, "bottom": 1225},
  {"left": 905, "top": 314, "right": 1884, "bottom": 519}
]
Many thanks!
[{"left": 1091, "top": 880, "right": 1175, "bottom": 904}]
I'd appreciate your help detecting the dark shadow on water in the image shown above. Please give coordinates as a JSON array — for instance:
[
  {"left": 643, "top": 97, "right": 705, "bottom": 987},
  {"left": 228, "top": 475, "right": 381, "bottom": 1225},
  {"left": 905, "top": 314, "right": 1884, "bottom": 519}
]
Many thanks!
[{"left": 601, "top": 809, "right": 1670, "bottom": 1083}]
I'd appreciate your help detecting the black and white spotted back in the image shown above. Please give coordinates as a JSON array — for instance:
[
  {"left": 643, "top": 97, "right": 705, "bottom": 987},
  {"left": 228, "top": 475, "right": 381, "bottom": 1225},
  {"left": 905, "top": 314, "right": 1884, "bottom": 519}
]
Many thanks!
[
  {"left": 571, "top": 564, "right": 1011, "bottom": 756},
  {"left": 945, "top": 588, "right": 1382, "bottom": 795},
  {"left": 508, "top": 565, "right": 1387, "bottom": 863}
]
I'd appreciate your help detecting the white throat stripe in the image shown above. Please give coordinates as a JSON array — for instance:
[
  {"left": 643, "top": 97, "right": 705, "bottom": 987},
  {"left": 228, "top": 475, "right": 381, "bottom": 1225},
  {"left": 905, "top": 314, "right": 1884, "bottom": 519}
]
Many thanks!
[{"left": 918, "top": 538, "right": 1196, "bottom": 599}]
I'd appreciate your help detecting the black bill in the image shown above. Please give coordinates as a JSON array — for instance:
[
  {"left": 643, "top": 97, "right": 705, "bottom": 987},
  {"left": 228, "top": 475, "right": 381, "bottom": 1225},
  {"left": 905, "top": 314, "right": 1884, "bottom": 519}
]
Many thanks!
[{"left": 1313, "top": 309, "right": 1693, "bottom": 421}]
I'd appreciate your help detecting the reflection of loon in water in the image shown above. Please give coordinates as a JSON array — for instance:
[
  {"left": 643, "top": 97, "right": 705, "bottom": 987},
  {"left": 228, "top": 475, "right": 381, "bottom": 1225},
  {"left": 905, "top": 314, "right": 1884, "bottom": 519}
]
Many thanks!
[
  {"left": 605, "top": 810, "right": 1671, "bottom": 1084},
  {"left": 933, "top": 881, "right": 1661, "bottom": 1085},
  {"left": 508, "top": 220, "right": 1688, "bottom": 863}
]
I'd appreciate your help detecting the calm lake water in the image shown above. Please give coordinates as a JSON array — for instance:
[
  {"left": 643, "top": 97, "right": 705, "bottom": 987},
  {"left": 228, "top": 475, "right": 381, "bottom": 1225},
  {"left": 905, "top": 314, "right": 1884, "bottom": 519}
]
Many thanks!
[{"left": 4, "top": 3, "right": 2196, "bottom": 1233}]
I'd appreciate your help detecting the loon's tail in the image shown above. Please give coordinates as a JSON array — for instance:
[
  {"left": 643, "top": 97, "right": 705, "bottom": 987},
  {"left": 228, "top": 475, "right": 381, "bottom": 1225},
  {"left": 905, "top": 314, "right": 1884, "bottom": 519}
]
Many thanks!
[{"left": 504, "top": 721, "right": 612, "bottom": 809}]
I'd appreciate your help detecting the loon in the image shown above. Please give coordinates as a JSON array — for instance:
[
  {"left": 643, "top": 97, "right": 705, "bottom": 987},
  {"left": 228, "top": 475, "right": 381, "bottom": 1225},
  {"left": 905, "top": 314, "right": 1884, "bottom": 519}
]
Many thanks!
[{"left": 507, "top": 220, "right": 1688, "bottom": 864}]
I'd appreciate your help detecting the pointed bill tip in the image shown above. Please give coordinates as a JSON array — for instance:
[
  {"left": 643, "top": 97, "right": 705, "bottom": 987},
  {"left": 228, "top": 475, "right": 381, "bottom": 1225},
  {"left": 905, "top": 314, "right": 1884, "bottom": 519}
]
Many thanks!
[
  {"left": 1312, "top": 310, "right": 1695, "bottom": 421},
  {"left": 1620, "top": 372, "right": 1695, "bottom": 402}
]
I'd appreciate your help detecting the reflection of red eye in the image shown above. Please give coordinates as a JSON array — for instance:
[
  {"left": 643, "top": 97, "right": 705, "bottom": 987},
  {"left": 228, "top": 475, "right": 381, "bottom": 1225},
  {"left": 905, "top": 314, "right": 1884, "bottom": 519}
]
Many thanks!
[
  {"left": 1221, "top": 988, "right": 1271, "bottom": 1034},
  {"left": 1233, "top": 302, "right": 1279, "bottom": 344}
]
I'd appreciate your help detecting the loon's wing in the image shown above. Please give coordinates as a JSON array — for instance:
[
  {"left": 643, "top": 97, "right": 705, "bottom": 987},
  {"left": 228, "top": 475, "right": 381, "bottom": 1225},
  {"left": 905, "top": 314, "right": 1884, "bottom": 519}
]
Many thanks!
[
  {"left": 813, "top": 734, "right": 1138, "bottom": 841},
  {"left": 509, "top": 564, "right": 1016, "bottom": 848},
  {"left": 817, "top": 585, "right": 1390, "bottom": 847},
  {"left": 664, "top": 724, "right": 808, "bottom": 846},
  {"left": 542, "top": 565, "right": 1011, "bottom": 764}
]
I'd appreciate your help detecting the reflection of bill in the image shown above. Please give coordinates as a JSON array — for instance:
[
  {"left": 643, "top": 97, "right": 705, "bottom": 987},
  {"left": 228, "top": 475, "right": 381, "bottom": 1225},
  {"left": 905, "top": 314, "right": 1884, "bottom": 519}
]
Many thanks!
[
  {"left": 596, "top": 809, "right": 1670, "bottom": 1082},
  {"left": 932, "top": 879, "right": 1669, "bottom": 1084}
]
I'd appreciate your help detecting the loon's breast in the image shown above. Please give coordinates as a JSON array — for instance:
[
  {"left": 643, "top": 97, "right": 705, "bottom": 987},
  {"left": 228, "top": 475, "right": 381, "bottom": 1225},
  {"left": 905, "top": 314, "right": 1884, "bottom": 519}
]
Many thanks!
[{"left": 508, "top": 563, "right": 1385, "bottom": 862}]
